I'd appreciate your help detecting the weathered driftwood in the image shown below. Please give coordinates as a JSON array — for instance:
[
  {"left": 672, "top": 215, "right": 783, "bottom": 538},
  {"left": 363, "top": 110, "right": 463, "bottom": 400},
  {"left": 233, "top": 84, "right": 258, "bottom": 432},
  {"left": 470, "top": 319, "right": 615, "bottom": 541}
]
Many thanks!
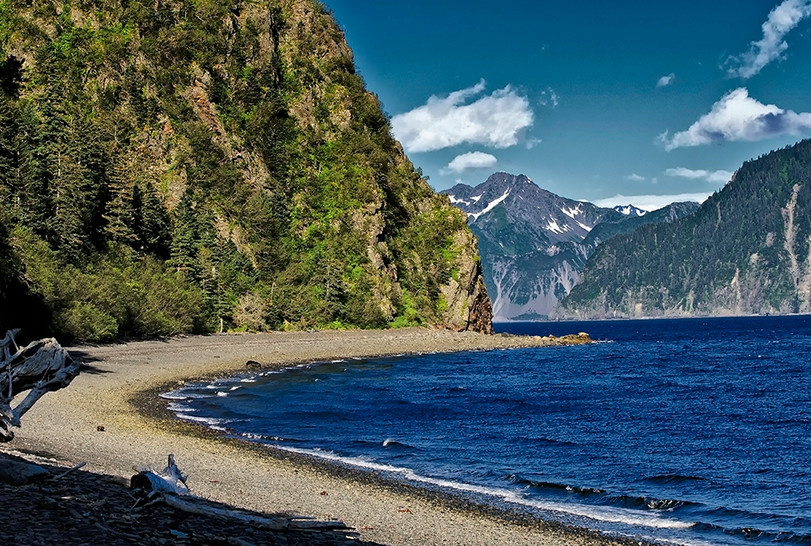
[
  {"left": 50, "top": 460, "right": 87, "bottom": 480},
  {"left": 132, "top": 455, "right": 348, "bottom": 531},
  {"left": 130, "top": 454, "right": 190, "bottom": 495},
  {"left": 0, "top": 329, "right": 81, "bottom": 442}
]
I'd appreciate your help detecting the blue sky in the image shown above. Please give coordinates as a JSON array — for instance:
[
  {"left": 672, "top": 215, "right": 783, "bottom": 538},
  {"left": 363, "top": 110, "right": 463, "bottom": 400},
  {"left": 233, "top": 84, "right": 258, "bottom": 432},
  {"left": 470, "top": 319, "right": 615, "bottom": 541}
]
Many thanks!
[{"left": 323, "top": 0, "right": 811, "bottom": 210}]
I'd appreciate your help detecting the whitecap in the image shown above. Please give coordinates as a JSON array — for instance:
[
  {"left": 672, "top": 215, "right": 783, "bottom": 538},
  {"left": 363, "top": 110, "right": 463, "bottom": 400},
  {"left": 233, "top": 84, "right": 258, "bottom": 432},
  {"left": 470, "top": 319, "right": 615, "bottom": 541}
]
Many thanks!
[{"left": 259, "top": 444, "right": 693, "bottom": 531}]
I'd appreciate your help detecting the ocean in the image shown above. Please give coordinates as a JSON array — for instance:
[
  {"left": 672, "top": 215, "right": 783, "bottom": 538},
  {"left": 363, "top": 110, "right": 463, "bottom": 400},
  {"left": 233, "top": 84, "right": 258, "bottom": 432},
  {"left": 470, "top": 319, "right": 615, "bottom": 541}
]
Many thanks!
[{"left": 164, "top": 315, "right": 811, "bottom": 546}]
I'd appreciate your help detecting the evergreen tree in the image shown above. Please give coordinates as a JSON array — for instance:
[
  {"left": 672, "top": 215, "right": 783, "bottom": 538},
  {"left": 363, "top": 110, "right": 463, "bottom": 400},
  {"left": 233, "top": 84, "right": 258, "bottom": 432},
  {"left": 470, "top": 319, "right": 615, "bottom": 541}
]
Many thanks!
[
  {"left": 0, "top": 95, "right": 19, "bottom": 214},
  {"left": 103, "top": 157, "right": 139, "bottom": 247},
  {"left": 14, "top": 102, "right": 55, "bottom": 240},
  {"left": 135, "top": 184, "right": 171, "bottom": 258},
  {"left": 169, "top": 191, "right": 201, "bottom": 277}
]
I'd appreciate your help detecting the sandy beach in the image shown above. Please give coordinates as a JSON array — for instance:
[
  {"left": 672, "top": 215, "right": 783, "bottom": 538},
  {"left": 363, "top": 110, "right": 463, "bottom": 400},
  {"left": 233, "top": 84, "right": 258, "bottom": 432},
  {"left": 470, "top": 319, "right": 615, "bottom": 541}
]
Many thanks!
[{"left": 5, "top": 328, "right": 645, "bottom": 546}]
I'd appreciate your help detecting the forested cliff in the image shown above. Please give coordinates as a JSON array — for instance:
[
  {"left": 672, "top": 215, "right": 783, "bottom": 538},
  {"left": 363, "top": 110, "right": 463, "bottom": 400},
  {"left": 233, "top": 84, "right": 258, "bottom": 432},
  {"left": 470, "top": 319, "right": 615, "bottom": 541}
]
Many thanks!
[
  {"left": 559, "top": 140, "right": 811, "bottom": 318},
  {"left": 0, "top": 0, "right": 492, "bottom": 340}
]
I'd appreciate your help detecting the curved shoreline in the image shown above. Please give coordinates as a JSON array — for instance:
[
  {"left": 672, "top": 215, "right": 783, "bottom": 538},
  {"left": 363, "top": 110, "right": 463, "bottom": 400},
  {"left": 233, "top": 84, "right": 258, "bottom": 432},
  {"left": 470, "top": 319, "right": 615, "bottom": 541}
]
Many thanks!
[{"left": 9, "top": 328, "right": 655, "bottom": 546}]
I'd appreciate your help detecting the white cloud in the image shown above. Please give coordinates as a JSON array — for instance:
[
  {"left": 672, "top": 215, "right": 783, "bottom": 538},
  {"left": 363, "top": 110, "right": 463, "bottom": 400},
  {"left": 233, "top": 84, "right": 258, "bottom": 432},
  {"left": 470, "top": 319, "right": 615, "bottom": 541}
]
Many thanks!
[
  {"left": 539, "top": 87, "right": 560, "bottom": 107},
  {"left": 725, "top": 0, "right": 811, "bottom": 79},
  {"left": 525, "top": 138, "right": 543, "bottom": 149},
  {"left": 593, "top": 192, "right": 714, "bottom": 211},
  {"left": 665, "top": 167, "right": 733, "bottom": 183},
  {"left": 391, "top": 80, "right": 534, "bottom": 153},
  {"left": 440, "top": 152, "right": 498, "bottom": 174},
  {"left": 657, "top": 88, "right": 811, "bottom": 151},
  {"left": 625, "top": 173, "right": 646, "bottom": 182},
  {"left": 656, "top": 73, "right": 675, "bottom": 88}
]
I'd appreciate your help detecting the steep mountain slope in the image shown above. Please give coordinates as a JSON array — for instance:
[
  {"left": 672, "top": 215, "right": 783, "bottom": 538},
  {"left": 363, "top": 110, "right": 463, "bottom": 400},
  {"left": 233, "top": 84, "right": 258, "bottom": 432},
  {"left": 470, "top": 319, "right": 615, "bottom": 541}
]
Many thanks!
[
  {"left": 559, "top": 140, "right": 811, "bottom": 318},
  {"left": 443, "top": 173, "right": 697, "bottom": 320},
  {"left": 0, "top": 0, "right": 491, "bottom": 340}
]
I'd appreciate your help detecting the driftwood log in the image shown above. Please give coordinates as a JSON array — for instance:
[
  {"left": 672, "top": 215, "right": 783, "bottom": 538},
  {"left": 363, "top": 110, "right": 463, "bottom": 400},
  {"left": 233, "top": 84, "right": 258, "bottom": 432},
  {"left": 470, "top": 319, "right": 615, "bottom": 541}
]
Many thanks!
[
  {"left": 1, "top": 329, "right": 80, "bottom": 442},
  {"left": 132, "top": 455, "right": 349, "bottom": 532}
]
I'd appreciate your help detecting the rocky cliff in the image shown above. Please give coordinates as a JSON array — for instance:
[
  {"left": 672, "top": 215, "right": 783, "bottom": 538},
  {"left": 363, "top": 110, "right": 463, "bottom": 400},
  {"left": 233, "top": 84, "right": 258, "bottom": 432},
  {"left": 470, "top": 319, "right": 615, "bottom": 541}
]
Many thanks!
[{"left": 0, "top": 0, "right": 492, "bottom": 339}]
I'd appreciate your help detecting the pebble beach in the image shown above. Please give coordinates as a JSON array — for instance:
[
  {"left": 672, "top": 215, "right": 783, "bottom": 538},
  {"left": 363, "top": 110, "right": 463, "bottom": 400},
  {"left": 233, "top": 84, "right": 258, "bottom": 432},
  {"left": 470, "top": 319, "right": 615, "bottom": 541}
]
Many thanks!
[{"left": 3, "top": 328, "right": 649, "bottom": 546}]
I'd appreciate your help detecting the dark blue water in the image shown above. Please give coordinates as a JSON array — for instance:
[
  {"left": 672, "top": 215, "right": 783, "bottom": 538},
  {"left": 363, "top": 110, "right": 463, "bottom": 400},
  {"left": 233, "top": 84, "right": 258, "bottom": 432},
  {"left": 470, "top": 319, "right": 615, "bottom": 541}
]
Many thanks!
[{"left": 165, "top": 316, "right": 811, "bottom": 546}]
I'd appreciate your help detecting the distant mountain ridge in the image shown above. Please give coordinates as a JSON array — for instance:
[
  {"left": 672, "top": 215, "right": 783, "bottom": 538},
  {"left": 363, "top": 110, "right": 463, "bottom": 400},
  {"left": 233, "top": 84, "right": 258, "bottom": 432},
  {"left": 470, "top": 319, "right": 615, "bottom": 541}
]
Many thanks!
[
  {"left": 559, "top": 140, "right": 811, "bottom": 318},
  {"left": 442, "top": 173, "right": 698, "bottom": 320}
]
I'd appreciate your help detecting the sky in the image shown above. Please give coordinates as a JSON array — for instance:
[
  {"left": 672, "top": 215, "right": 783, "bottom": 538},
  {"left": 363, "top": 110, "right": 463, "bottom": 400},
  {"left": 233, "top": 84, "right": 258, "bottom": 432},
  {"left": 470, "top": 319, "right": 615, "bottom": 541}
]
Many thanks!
[{"left": 323, "top": 0, "right": 811, "bottom": 210}]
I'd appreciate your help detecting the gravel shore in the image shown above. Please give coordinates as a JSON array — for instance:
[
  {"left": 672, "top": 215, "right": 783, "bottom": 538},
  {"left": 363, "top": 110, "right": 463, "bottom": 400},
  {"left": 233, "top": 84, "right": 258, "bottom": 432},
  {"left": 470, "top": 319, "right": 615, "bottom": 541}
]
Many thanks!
[{"left": 4, "top": 328, "right": 649, "bottom": 546}]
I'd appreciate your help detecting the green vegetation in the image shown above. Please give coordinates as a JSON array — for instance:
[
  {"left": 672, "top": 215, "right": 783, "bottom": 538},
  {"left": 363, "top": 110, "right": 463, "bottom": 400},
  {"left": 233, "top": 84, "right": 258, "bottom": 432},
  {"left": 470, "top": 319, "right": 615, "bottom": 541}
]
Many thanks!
[
  {"left": 560, "top": 140, "right": 811, "bottom": 318},
  {"left": 0, "top": 0, "right": 487, "bottom": 340}
]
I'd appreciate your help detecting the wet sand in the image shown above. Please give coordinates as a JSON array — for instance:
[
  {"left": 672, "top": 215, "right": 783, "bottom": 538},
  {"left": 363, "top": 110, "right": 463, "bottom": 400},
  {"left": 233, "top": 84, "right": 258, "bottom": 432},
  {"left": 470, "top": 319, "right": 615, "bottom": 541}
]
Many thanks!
[{"left": 7, "top": 328, "right": 647, "bottom": 546}]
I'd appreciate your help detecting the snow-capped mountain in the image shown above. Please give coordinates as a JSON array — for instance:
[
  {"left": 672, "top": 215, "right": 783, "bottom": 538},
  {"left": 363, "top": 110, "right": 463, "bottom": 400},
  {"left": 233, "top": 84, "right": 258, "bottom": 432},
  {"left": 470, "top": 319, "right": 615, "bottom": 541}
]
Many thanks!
[
  {"left": 446, "top": 172, "right": 610, "bottom": 246},
  {"left": 442, "top": 173, "right": 698, "bottom": 321},
  {"left": 614, "top": 204, "right": 647, "bottom": 217}
]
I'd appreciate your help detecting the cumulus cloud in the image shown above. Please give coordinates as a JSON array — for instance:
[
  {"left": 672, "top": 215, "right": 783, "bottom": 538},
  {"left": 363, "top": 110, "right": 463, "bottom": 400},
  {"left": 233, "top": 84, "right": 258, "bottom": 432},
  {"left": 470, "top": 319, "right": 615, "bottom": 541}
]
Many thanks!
[
  {"left": 625, "top": 173, "right": 646, "bottom": 182},
  {"left": 593, "top": 192, "right": 714, "bottom": 211},
  {"left": 656, "top": 73, "right": 675, "bottom": 88},
  {"left": 440, "top": 152, "right": 498, "bottom": 174},
  {"left": 657, "top": 88, "right": 811, "bottom": 151},
  {"left": 391, "top": 80, "right": 534, "bottom": 153},
  {"left": 725, "top": 0, "right": 811, "bottom": 79},
  {"left": 665, "top": 167, "right": 734, "bottom": 183}
]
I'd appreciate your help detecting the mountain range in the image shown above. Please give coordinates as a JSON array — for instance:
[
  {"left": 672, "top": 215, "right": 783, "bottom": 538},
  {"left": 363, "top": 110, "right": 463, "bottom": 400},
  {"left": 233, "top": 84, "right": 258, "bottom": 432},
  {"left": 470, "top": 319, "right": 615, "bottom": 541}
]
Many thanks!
[
  {"left": 559, "top": 140, "right": 811, "bottom": 318},
  {"left": 442, "top": 173, "right": 698, "bottom": 320}
]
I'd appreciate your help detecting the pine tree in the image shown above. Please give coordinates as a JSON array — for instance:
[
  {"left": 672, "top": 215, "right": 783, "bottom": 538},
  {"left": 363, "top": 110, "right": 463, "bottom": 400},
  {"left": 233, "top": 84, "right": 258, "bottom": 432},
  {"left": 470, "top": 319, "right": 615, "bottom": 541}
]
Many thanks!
[
  {"left": 169, "top": 191, "right": 201, "bottom": 277},
  {"left": 135, "top": 184, "right": 171, "bottom": 258},
  {"left": 0, "top": 95, "right": 19, "bottom": 214},
  {"left": 103, "top": 157, "right": 139, "bottom": 246},
  {"left": 14, "top": 102, "right": 55, "bottom": 239}
]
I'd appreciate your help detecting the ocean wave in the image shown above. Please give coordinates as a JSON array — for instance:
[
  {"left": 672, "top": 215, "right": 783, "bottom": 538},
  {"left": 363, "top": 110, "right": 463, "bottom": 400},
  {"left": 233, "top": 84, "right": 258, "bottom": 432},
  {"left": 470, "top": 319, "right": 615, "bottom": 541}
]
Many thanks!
[
  {"left": 237, "top": 431, "right": 299, "bottom": 443},
  {"left": 508, "top": 475, "right": 701, "bottom": 514},
  {"left": 642, "top": 474, "right": 707, "bottom": 485},
  {"left": 610, "top": 494, "right": 700, "bottom": 512},
  {"left": 508, "top": 475, "right": 605, "bottom": 495},
  {"left": 519, "top": 436, "right": 578, "bottom": 447},
  {"left": 159, "top": 390, "right": 215, "bottom": 400},
  {"left": 166, "top": 402, "right": 197, "bottom": 413},
  {"left": 256, "top": 445, "right": 694, "bottom": 531},
  {"left": 175, "top": 413, "right": 229, "bottom": 430},
  {"left": 692, "top": 521, "right": 811, "bottom": 545},
  {"left": 382, "top": 438, "right": 416, "bottom": 450}
]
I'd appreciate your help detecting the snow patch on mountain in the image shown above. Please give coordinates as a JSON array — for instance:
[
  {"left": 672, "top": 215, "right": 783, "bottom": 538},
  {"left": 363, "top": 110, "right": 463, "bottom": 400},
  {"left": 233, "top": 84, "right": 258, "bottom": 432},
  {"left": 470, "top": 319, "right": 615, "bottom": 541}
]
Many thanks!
[
  {"left": 561, "top": 204, "right": 584, "bottom": 219},
  {"left": 469, "top": 189, "right": 511, "bottom": 221},
  {"left": 545, "top": 218, "right": 570, "bottom": 234},
  {"left": 448, "top": 193, "right": 484, "bottom": 206},
  {"left": 614, "top": 204, "right": 647, "bottom": 217}
]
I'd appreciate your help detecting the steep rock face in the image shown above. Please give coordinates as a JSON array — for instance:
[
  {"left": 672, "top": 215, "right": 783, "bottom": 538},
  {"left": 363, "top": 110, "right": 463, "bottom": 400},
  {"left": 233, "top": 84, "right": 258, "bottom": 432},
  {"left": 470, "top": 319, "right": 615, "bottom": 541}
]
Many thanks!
[
  {"left": 0, "top": 0, "right": 492, "bottom": 338},
  {"left": 560, "top": 140, "right": 811, "bottom": 318},
  {"left": 443, "top": 173, "right": 697, "bottom": 320}
]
